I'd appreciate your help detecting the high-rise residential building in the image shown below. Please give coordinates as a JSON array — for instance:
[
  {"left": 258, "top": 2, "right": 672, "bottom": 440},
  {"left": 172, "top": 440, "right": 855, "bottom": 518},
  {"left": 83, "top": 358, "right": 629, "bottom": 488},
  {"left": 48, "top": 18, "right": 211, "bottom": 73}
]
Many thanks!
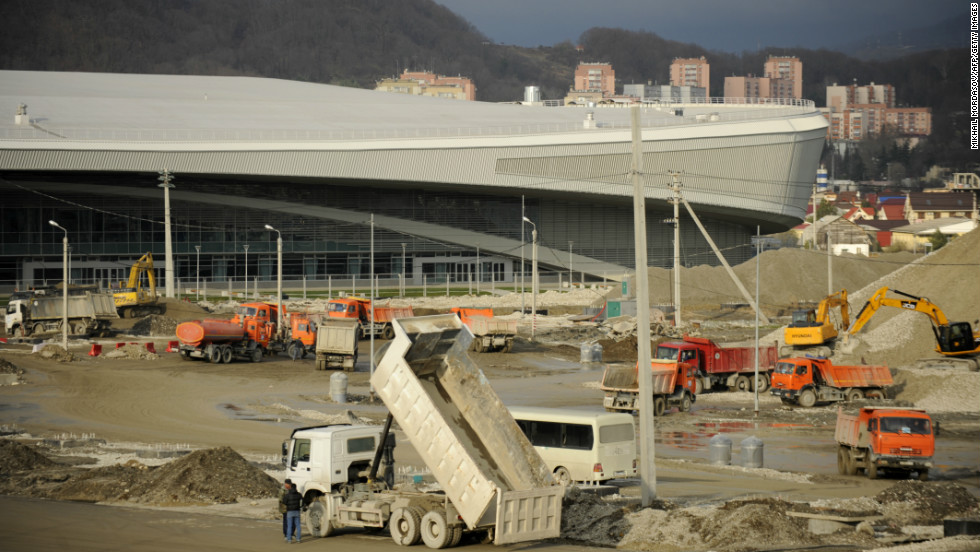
[
  {"left": 377, "top": 70, "right": 477, "bottom": 101},
  {"left": 724, "top": 76, "right": 771, "bottom": 100},
  {"left": 573, "top": 63, "right": 616, "bottom": 97},
  {"left": 826, "top": 82, "right": 895, "bottom": 111},
  {"left": 763, "top": 56, "right": 802, "bottom": 99},
  {"left": 823, "top": 82, "right": 929, "bottom": 139},
  {"left": 623, "top": 83, "right": 707, "bottom": 103},
  {"left": 669, "top": 57, "right": 710, "bottom": 90}
]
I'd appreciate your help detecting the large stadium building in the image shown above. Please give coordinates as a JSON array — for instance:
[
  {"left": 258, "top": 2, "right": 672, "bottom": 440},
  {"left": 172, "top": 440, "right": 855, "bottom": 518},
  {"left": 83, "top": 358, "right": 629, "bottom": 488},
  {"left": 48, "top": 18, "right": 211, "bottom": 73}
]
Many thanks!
[{"left": 0, "top": 70, "right": 827, "bottom": 291}]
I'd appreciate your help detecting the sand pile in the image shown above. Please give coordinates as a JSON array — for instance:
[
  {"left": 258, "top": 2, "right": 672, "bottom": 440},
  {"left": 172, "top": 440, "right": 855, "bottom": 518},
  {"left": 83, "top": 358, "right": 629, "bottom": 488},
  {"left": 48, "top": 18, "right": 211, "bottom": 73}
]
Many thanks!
[
  {"left": 0, "top": 439, "right": 57, "bottom": 474},
  {"left": 0, "top": 358, "right": 24, "bottom": 383},
  {"left": 876, "top": 481, "right": 979, "bottom": 525},
  {"left": 156, "top": 297, "right": 211, "bottom": 322},
  {"left": 131, "top": 315, "right": 178, "bottom": 337},
  {"left": 560, "top": 488, "right": 640, "bottom": 545},
  {"left": 890, "top": 368, "right": 980, "bottom": 413},
  {"left": 122, "top": 447, "right": 279, "bottom": 505},
  {"left": 102, "top": 344, "right": 158, "bottom": 361},
  {"left": 36, "top": 344, "right": 74, "bottom": 362}
]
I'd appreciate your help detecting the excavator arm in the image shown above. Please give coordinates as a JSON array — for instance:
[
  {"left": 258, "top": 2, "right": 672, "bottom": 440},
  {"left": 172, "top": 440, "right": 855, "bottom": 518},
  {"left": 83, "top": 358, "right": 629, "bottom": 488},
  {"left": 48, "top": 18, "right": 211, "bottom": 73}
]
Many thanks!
[
  {"left": 850, "top": 287, "right": 949, "bottom": 335},
  {"left": 815, "top": 289, "right": 849, "bottom": 331}
]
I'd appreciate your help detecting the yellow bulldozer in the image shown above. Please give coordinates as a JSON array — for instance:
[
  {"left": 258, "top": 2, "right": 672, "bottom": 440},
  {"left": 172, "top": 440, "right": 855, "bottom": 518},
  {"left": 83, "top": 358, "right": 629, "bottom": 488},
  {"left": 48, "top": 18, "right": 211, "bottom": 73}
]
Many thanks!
[
  {"left": 113, "top": 252, "right": 163, "bottom": 318},
  {"left": 781, "top": 289, "right": 849, "bottom": 357}
]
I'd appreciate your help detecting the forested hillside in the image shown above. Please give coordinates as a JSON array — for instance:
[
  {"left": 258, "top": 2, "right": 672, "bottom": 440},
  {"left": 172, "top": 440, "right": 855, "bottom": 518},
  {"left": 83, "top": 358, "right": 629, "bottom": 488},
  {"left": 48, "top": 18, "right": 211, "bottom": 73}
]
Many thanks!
[{"left": 2, "top": 0, "right": 972, "bottom": 171}]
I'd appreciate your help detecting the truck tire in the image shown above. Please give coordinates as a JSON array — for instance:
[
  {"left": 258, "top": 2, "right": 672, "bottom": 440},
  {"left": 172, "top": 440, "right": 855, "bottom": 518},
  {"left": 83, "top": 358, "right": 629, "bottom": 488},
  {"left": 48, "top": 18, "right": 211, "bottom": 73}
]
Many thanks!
[
  {"left": 503, "top": 338, "right": 513, "bottom": 353},
  {"left": 846, "top": 388, "right": 864, "bottom": 401},
  {"left": 798, "top": 389, "right": 817, "bottom": 408},
  {"left": 390, "top": 507, "right": 422, "bottom": 546},
  {"left": 287, "top": 341, "right": 301, "bottom": 360},
  {"left": 421, "top": 510, "right": 451, "bottom": 549},
  {"left": 653, "top": 396, "right": 666, "bottom": 417},
  {"left": 837, "top": 446, "right": 849, "bottom": 475},
  {"left": 251, "top": 349, "right": 262, "bottom": 363},
  {"left": 307, "top": 500, "right": 334, "bottom": 538},
  {"left": 449, "top": 524, "right": 463, "bottom": 547},
  {"left": 752, "top": 374, "right": 769, "bottom": 393},
  {"left": 845, "top": 449, "right": 858, "bottom": 476},
  {"left": 865, "top": 389, "right": 885, "bottom": 400},
  {"left": 553, "top": 466, "right": 572, "bottom": 486},
  {"left": 680, "top": 393, "right": 692, "bottom": 413},
  {"left": 735, "top": 375, "right": 751, "bottom": 392},
  {"left": 866, "top": 450, "right": 879, "bottom": 479},
  {"left": 382, "top": 325, "right": 395, "bottom": 340},
  {"left": 694, "top": 377, "right": 704, "bottom": 395},
  {"left": 209, "top": 348, "right": 221, "bottom": 363},
  {"left": 221, "top": 346, "right": 233, "bottom": 364},
  {"left": 32, "top": 323, "right": 45, "bottom": 335},
  {"left": 917, "top": 469, "right": 929, "bottom": 481}
]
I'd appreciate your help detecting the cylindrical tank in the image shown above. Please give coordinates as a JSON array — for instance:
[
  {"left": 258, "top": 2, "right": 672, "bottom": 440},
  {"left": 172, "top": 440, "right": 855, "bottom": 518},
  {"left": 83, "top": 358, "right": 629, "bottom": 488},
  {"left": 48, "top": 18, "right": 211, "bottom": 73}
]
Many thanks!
[
  {"left": 816, "top": 165, "right": 828, "bottom": 190},
  {"left": 740, "top": 436, "right": 764, "bottom": 468},
  {"left": 580, "top": 342, "right": 594, "bottom": 363},
  {"left": 176, "top": 319, "right": 245, "bottom": 347},
  {"left": 330, "top": 371, "right": 348, "bottom": 403},
  {"left": 709, "top": 434, "right": 732, "bottom": 466},
  {"left": 524, "top": 86, "right": 541, "bottom": 103},
  {"left": 591, "top": 343, "right": 603, "bottom": 363}
]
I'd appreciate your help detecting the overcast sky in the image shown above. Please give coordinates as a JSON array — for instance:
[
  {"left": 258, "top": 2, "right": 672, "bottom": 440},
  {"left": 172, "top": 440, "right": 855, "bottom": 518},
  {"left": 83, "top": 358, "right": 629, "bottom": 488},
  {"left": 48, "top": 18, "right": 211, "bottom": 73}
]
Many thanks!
[{"left": 432, "top": 0, "right": 967, "bottom": 52}]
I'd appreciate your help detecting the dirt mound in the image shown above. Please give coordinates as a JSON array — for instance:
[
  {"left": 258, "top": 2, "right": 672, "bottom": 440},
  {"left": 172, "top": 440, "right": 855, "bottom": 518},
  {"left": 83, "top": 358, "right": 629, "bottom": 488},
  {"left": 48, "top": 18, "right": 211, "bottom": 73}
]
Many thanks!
[
  {"left": 36, "top": 344, "right": 74, "bottom": 362},
  {"left": 876, "top": 481, "right": 979, "bottom": 525},
  {"left": 560, "top": 488, "right": 643, "bottom": 546},
  {"left": 619, "top": 500, "right": 818, "bottom": 552},
  {"left": 131, "top": 315, "right": 179, "bottom": 337},
  {"left": 50, "top": 463, "right": 148, "bottom": 502},
  {"left": 0, "top": 439, "right": 57, "bottom": 474},
  {"left": 890, "top": 368, "right": 980, "bottom": 413},
  {"left": 0, "top": 358, "right": 24, "bottom": 383},
  {"left": 123, "top": 447, "right": 279, "bottom": 505},
  {"left": 158, "top": 297, "right": 211, "bottom": 322},
  {"left": 102, "top": 343, "right": 158, "bottom": 361}
]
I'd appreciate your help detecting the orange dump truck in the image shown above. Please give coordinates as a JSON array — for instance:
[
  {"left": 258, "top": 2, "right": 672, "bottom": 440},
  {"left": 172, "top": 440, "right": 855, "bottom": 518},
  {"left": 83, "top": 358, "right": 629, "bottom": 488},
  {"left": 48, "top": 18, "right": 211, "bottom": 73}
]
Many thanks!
[
  {"left": 176, "top": 302, "right": 286, "bottom": 363},
  {"left": 600, "top": 359, "right": 698, "bottom": 416},
  {"left": 325, "top": 297, "right": 413, "bottom": 340},
  {"left": 770, "top": 357, "right": 891, "bottom": 407},
  {"left": 451, "top": 307, "right": 517, "bottom": 353},
  {"left": 835, "top": 406, "right": 935, "bottom": 480}
]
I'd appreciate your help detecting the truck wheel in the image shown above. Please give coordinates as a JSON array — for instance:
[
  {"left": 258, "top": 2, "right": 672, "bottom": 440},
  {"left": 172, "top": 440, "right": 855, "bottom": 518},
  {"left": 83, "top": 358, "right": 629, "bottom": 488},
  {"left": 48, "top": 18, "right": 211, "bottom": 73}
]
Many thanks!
[
  {"left": 680, "top": 394, "right": 692, "bottom": 413},
  {"left": 32, "top": 323, "right": 45, "bottom": 335},
  {"left": 251, "top": 349, "right": 262, "bottom": 363},
  {"left": 917, "top": 469, "right": 929, "bottom": 482},
  {"left": 837, "top": 446, "right": 849, "bottom": 475},
  {"left": 866, "top": 389, "right": 885, "bottom": 400},
  {"left": 503, "top": 338, "right": 513, "bottom": 353},
  {"left": 735, "top": 375, "right": 751, "bottom": 392},
  {"left": 653, "top": 397, "right": 666, "bottom": 417},
  {"left": 845, "top": 450, "right": 858, "bottom": 476},
  {"left": 221, "top": 346, "right": 233, "bottom": 364},
  {"left": 694, "top": 378, "right": 704, "bottom": 395},
  {"left": 752, "top": 374, "right": 769, "bottom": 393},
  {"left": 846, "top": 388, "right": 864, "bottom": 401},
  {"left": 382, "top": 325, "right": 395, "bottom": 340},
  {"left": 390, "top": 507, "right": 422, "bottom": 546},
  {"left": 421, "top": 510, "right": 451, "bottom": 549},
  {"left": 209, "top": 349, "right": 221, "bottom": 363},
  {"left": 449, "top": 524, "right": 463, "bottom": 547},
  {"left": 287, "top": 342, "right": 301, "bottom": 360},
  {"left": 553, "top": 466, "right": 572, "bottom": 486},
  {"left": 866, "top": 450, "right": 878, "bottom": 479},
  {"left": 307, "top": 500, "right": 334, "bottom": 538},
  {"left": 798, "top": 389, "right": 817, "bottom": 408}
]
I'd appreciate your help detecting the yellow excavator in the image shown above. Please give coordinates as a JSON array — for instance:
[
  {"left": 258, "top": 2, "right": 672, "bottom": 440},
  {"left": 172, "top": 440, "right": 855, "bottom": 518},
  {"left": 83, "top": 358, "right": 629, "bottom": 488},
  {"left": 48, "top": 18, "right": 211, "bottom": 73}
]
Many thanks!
[
  {"left": 850, "top": 286, "right": 980, "bottom": 370},
  {"left": 782, "top": 289, "right": 849, "bottom": 357},
  {"left": 113, "top": 252, "right": 163, "bottom": 318}
]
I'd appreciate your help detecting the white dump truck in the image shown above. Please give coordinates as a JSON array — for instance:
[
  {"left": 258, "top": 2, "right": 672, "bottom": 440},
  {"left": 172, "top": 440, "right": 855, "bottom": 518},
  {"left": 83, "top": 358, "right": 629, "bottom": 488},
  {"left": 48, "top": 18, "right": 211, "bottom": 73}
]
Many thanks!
[
  {"left": 5, "top": 290, "right": 118, "bottom": 338},
  {"left": 281, "top": 314, "right": 563, "bottom": 548},
  {"left": 313, "top": 318, "right": 359, "bottom": 371}
]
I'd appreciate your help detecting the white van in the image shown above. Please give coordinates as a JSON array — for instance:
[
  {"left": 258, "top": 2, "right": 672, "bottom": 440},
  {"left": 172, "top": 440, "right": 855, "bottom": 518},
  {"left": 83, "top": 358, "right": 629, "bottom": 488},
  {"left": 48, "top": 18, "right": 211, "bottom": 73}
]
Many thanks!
[{"left": 509, "top": 406, "right": 637, "bottom": 485}]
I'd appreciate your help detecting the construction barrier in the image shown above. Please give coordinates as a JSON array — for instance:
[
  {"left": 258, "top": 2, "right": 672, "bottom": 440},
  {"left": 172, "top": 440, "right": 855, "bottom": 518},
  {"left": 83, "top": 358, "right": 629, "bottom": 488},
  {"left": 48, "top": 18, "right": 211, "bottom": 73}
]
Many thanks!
[
  {"left": 145, "top": 342, "right": 156, "bottom": 354},
  {"left": 116, "top": 342, "right": 125, "bottom": 349},
  {"left": 166, "top": 341, "right": 179, "bottom": 353},
  {"left": 88, "top": 343, "right": 102, "bottom": 356}
]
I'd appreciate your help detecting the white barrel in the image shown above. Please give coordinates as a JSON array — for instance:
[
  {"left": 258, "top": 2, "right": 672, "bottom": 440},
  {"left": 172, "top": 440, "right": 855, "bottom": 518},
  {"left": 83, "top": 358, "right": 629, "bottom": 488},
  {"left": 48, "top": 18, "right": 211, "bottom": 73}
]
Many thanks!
[
  {"left": 740, "top": 436, "right": 764, "bottom": 468},
  {"left": 524, "top": 86, "right": 541, "bottom": 103},
  {"left": 709, "top": 434, "right": 732, "bottom": 466},
  {"left": 330, "top": 371, "right": 348, "bottom": 403}
]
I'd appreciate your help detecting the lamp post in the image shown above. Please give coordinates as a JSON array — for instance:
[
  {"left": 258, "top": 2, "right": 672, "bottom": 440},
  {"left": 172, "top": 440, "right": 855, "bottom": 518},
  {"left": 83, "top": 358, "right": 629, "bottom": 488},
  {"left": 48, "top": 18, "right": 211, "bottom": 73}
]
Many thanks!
[
  {"left": 568, "top": 241, "right": 573, "bottom": 288},
  {"left": 264, "top": 225, "right": 283, "bottom": 337},
  {"left": 522, "top": 216, "right": 537, "bottom": 341},
  {"left": 243, "top": 244, "right": 250, "bottom": 300},
  {"left": 194, "top": 245, "right": 201, "bottom": 301},
  {"left": 401, "top": 242, "right": 407, "bottom": 297},
  {"left": 48, "top": 220, "right": 69, "bottom": 350},
  {"left": 158, "top": 169, "right": 175, "bottom": 298}
]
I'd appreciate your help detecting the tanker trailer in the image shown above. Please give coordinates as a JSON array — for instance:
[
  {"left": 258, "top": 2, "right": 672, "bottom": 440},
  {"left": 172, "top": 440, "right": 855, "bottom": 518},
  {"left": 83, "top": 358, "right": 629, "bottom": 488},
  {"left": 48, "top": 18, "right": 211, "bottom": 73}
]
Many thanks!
[{"left": 176, "top": 319, "right": 263, "bottom": 363}]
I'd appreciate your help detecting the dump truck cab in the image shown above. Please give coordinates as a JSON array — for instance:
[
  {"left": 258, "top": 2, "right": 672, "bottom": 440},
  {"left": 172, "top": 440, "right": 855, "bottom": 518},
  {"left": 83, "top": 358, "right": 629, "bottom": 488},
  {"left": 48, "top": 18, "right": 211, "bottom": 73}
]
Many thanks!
[
  {"left": 835, "top": 406, "right": 934, "bottom": 480},
  {"left": 771, "top": 358, "right": 822, "bottom": 392},
  {"left": 282, "top": 424, "right": 388, "bottom": 498},
  {"left": 326, "top": 297, "right": 370, "bottom": 323},
  {"left": 231, "top": 302, "right": 284, "bottom": 348}
]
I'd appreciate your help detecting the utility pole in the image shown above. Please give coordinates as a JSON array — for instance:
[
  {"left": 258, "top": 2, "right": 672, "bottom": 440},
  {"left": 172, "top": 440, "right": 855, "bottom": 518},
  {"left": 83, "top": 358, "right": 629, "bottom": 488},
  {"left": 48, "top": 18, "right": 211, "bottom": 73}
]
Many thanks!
[
  {"left": 668, "top": 171, "right": 683, "bottom": 327},
  {"left": 158, "top": 169, "right": 175, "bottom": 298},
  {"left": 630, "top": 105, "right": 656, "bottom": 506},
  {"left": 568, "top": 241, "right": 573, "bottom": 288}
]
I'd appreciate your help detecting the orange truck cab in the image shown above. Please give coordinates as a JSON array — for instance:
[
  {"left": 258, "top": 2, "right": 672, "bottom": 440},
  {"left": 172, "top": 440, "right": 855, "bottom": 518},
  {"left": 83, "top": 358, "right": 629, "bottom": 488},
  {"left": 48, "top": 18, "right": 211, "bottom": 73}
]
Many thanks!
[
  {"left": 835, "top": 406, "right": 935, "bottom": 480},
  {"left": 325, "top": 297, "right": 412, "bottom": 340},
  {"left": 769, "top": 357, "right": 891, "bottom": 407},
  {"left": 231, "top": 302, "right": 286, "bottom": 350},
  {"left": 600, "top": 359, "right": 698, "bottom": 416}
]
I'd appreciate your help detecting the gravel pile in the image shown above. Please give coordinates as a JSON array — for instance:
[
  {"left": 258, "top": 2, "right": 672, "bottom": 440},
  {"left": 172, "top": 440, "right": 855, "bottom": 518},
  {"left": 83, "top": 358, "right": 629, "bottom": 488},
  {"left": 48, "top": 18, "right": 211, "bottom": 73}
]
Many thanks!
[
  {"left": 36, "top": 344, "right": 74, "bottom": 362},
  {"left": 0, "top": 439, "right": 57, "bottom": 474},
  {"left": 102, "top": 344, "right": 159, "bottom": 361},
  {"left": 130, "top": 315, "right": 179, "bottom": 337}
]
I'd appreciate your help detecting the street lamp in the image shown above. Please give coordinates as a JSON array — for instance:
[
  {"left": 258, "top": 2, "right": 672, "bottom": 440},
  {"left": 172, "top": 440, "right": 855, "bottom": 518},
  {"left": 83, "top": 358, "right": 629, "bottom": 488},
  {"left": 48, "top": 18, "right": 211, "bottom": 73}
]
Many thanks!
[
  {"left": 158, "top": 169, "right": 175, "bottom": 298},
  {"left": 522, "top": 216, "right": 537, "bottom": 342},
  {"left": 243, "top": 244, "right": 250, "bottom": 300},
  {"left": 48, "top": 220, "right": 68, "bottom": 351},
  {"left": 194, "top": 245, "right": 201, "bottom": 300},
  {"left": 264, "top": 224, "right": 283, "bottom": 337}
]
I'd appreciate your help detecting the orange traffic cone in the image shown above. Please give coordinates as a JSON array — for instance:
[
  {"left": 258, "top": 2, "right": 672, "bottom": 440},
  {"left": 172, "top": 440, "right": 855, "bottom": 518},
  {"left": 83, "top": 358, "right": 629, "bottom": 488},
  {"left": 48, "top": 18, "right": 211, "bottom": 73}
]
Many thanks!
[{"left": 88, "top": 343, "right": 102, "bottom": 356}]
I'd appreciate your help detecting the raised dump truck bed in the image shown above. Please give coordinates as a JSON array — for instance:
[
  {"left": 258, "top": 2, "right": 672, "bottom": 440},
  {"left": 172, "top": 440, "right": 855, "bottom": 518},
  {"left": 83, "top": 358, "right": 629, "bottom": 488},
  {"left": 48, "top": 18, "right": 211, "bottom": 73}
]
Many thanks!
[{"left": 372, "top": 314, "right": 562, "bottom": 544}]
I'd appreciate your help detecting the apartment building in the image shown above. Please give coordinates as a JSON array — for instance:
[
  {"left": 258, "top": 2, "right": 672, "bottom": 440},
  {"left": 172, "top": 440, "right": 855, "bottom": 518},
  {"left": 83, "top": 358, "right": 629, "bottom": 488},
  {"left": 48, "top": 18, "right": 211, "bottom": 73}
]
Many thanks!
[
  {"left": 669, "top": 57, "right": 710, "bottom": 90},
  {"left": 573, "top": 63, "right": 616, "bottom": 97},
  {"left": 826, "top": 82, "right": 896, "bottom": 111},
  {"left": 723, "top": 76, "right": 771, "bottom": 100},
  {"left": 763, "top": 56, "right": 803, "bottom": 99},
  {"left": 823, "top": 81, "right": 931, "bottom": 139},
  {"left": 623, "top": 83, "right": 707, "bottom": 103},
  {"left": 376, "top": 70, "right": 476, "bottom": 101}
]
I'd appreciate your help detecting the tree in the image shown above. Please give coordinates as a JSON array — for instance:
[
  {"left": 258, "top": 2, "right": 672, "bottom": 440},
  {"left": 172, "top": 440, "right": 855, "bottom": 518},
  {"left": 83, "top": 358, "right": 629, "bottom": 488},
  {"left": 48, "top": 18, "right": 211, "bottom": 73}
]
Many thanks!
[
  {"left": 927, "top": 230, "right": 948, "bottom": 251},
  {"left": 816, "top": 199, "right": 837, "bottom": 219}
]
